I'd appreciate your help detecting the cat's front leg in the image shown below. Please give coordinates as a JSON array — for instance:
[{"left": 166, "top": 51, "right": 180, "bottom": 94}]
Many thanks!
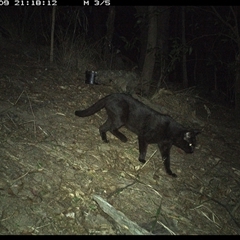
[
  {"left": 100, "top": 131, "right": 109, "bottom": 143},
  {"left": 158, "top": 143, "right": 177, "bottom": 177},
  {"left": 163, "top": 156, "right": 177, "bottom": 177},
  {"left": 138, "top": 136, "right": 148, "bottom": 163}
]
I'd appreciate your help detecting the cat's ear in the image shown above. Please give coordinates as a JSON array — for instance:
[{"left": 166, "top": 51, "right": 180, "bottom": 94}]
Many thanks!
[
  {"left": 184, "top": 131, "right": 191, "bottom": 139},
  {"left": 184, "top": 130, "right": 201, "bottom": 140}
]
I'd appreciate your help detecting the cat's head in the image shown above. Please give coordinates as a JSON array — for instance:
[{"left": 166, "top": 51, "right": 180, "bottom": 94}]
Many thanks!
[{"left": 175, "top": 129, "right": 201, "bottom": 153}]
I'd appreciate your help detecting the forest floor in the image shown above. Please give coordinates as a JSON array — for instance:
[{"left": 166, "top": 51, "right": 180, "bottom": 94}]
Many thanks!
[{"left": 0, "top": 44, "right": 240, "bottom": 235}]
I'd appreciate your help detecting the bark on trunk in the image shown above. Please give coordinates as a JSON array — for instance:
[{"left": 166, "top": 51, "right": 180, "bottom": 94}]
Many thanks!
[
  {"left": 103, "top": 7, "right": 116, "bottom": 62},
  {"left": 157, "top": 6, "right": 170, "bottom": 89},
  {"left": 182, "top": 6, "right": 188, "bottom": 88},
  {"left": 50, "top": 6, "right": 56, "bottom": 63},
  {"left": 141, "top": 6, "right": 158, "bottom": 95},
  {"left": 235, "top": 53, "right": 240, "bottom": 121}
]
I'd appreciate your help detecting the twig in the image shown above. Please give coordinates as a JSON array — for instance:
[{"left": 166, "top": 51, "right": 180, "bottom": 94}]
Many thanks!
[
  {"left": 186, "top": 187, "right": 240, "bottom": 229},
  {"left": 231, "top": 201, "right": 240, "bottom": 216},
  {"left": 10, "top": 171, "right": 30, "bottom": 186},
  {"left": 18, "top": 120, "right": 35, "bottom": 126},
  {"left": 55, "top": 112, "right": 66, "bottom": 116},
  {"left": 38, "top": 126, "right": 48, "bottom": 136},
  {"left": 1, "top": 211, "right": 16, "bottom": 222},
  {"left": 3, "top": 90, "right": 25, "bottom": 113},
  {"left": 35, "top": 223, "right": 51, "bottom": 230},
  {"left": 151, "top": 199, "right": 162, "bottom": 233},
  {"left": 200, "top": 210, "right": 221, "bottom": 228},
  {"left": 157, "top": 221, "right": 176, "bottom": 235},
  {"left": 107, "top": 181, "right": 136, "bottom": 199},
  {"left": 6, "top": 113, "right": 17, "bottom": 128},
  {"left": 138, "top": 150, "right": 157, "bottom": 171},
  {"left": 126, "top": 172, "right": 162, "bottom": 198},
  {"left": 3, "top": 124, "right": 11, "bottom": 132},
  {"left": 14, "top": 89, "right": 25, "bottom": 105},
  {"left": 25, "top": 91, "right": 37, "bottom": 137}
]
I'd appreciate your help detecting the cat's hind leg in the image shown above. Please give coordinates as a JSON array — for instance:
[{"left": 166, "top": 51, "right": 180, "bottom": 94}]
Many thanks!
[
  {"left": 99, "top": 119, "right": 111, "bottom": 142},
  {"left": 111, "top": 129, "right": 127, "bottom": 142},
  {"left": 110, "top": 116, "right": 127, "bottom": 142},
  {"left": 99, "top": 118, "right": 127, "bottom": 143}
]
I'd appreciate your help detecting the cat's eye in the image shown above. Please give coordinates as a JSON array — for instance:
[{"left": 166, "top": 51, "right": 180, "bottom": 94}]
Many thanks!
[{"left": 189, "top": 143, "right": 192, "bottom": 147}]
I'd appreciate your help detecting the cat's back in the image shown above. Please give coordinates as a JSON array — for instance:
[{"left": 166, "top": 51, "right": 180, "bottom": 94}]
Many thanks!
[
  {"left": 108, "top": 93, "right": 144, "bottom": 105},
  {"left": 106, "top": 93, "right": 136, "bottom": 106},
  {"left": 108, "top": 93, "right": 132, "bottom": 100},
  {"left": 106, "top": 93, "right": 165, "bottom": 117}
]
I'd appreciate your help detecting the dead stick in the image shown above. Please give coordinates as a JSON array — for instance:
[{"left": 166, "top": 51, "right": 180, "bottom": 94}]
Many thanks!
[
  {"left": 25, "top": 91, "right": 37, "bottom": 137},
  {"left": 138, "top": 150, "right": 157, "bottom": 171},
  {"left": 14, "top": 89, "right": 25, "bottom": 105},
  {"left": 6, "top": 113, "right": 17, "bottom": 128},
  {"left": 11, "top": 171, "right": 30, "bottom": 186}
]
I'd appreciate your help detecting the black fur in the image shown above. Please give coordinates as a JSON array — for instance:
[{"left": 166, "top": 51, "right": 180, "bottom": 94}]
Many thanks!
[{"left": 75, "top": 93, "right": 200, "bottom": 177}]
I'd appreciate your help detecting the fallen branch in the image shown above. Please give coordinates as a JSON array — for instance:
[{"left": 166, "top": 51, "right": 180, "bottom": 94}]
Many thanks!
[
  {"left": 25, "top": 91, "right": 37, "bottom": 137},
  {"left": 92, "top": 194, "right": 153, "bottom": 235}
]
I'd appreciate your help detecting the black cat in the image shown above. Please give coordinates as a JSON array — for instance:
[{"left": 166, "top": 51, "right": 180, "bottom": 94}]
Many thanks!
[{"left": 75, "top": 93, "right": 200, "bottom": 177}]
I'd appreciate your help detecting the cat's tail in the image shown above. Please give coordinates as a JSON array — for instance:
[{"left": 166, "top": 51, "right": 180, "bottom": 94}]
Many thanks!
[{"left": 75, "top": 96, "right": 108, "bottom": 117}]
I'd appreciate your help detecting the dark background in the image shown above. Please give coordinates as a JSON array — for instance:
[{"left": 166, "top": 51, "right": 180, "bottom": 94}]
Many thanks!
[{"left": 0, "top": 5, "right": 238, "bottom": 107}]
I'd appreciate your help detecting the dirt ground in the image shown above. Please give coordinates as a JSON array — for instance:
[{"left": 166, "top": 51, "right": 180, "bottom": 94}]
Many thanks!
[{"left": 0, "top": 46, "right": 240, "bottom": 235}]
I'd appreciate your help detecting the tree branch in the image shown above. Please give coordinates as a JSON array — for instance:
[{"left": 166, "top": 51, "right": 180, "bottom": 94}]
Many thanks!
[
  {"left": 230, "top": 6, "right": 240, "bottom": 43},
  {"left": 210, "top": 6, "right": 238, "bottom": 42}
]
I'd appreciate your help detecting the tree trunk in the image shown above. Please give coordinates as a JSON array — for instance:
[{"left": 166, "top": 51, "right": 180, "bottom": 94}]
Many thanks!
[
  {"left": 135, "top": 6, "right": 149, "bottom": 71},
  {"left": 233, "top": 6, "right": 240, "bottom": 121},
  {"left": 91, "top": 7, "right": 105, "bottom": 41},
  {"left": 141, "top": 6, "right": 158, "bottom": 95},
  {"left": 157, "top": 6, "right": 170, "bottom": 89},
  {"left": 50, "top": 6, "right": 56, "bottom": 63},
  {"left": 210, "top": 6, "right": 240, "bottom": 120},
  {"left": 103, "top": 6, "right": 116, "bottom": 63},
  {"left": 235, "top": 53, "right": 240, "bottom": 121},
  {"left": 181, "top": 6, "right": 188, "bottom": 88}
]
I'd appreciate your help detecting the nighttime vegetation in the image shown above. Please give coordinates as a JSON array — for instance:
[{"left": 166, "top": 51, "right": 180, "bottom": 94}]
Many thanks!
[{"left": 0, "top": 6, "right": 240, "bottom": 235}]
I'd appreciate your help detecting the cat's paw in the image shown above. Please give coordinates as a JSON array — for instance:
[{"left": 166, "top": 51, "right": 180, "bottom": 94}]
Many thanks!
[
  {"left": 167, "top": 170, "right": 177, "bottom": 178},
  {"left": 139, "top": 158, "right": 146, "bottom": 163}
]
